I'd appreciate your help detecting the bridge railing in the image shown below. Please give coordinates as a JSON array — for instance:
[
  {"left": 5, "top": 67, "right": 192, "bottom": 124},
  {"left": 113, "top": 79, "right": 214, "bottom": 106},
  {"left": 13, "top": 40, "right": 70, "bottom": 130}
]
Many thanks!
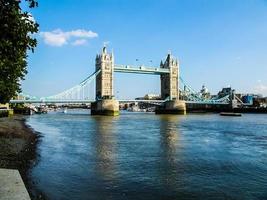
[{"left": 114, "top": 64, "right": 170, "bottom": 74}]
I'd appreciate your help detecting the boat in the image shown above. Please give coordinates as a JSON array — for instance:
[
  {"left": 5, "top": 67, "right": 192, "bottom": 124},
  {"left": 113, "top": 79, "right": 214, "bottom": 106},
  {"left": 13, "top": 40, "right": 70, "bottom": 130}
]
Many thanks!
[
  {"left": 36, "top": 106, "right": 48, "bottom": 114},
  {"left": 220, "top": 112, "right": 242, "bottom": 117},
  {"left": 127, "top": 106, "right": 146, "bottom": 112}
]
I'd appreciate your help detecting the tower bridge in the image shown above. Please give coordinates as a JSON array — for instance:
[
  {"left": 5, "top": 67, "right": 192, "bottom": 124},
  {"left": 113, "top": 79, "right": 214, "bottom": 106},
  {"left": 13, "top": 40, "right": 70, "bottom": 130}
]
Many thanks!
[
  {"left": 10, "top": 46, "right": 240, "bottom": 115},
  {"left": 91, "top": 46, "right": 185, "bottom": 115}
]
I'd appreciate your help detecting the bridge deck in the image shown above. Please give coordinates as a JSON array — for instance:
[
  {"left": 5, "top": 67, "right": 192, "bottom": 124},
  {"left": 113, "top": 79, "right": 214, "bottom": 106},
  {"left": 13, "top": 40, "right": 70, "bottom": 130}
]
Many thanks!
[
  {"left": 114, "top": 65, "right": 170, "bottom": 75},
  {"left": 10, "top": 99, "right": 228, "bottom": 105}
]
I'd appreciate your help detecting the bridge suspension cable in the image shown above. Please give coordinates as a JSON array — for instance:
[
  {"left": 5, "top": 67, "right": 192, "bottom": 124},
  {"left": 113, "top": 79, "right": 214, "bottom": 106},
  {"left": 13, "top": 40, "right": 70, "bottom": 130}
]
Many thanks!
[
  {"left": 179, "top": 77, "right": 231, "bottom": 104},
  {"left": 43, "top": 70, "right": 100, "bottom": 101}
]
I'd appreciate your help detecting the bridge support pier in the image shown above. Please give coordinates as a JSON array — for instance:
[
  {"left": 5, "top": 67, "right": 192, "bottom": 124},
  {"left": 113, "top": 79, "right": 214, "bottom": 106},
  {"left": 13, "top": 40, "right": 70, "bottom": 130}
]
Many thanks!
[
  {"left": 91, "top": 99, "right": 119, "bottom": 116},
  {"left": 155, "top": 100, "right": 186, "bottom": 115},
  {"left": 155, "top": 52, "right": 186, "bottom": 115}
]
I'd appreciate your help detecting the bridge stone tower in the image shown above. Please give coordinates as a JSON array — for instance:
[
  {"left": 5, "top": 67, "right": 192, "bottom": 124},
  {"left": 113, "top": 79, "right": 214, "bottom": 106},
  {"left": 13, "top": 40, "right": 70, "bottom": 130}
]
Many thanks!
[
  {"left": 160, "top": 53, "right": 179, "bottom": 100},
  {"left": 156, "top": 53, "right": 186, "bottom": 114},
  {"left": 95, "top": 46, "right": 114, "bottom": 99},
  {"left": 91, "top": 47, "right": 119, "bottom": 116}
]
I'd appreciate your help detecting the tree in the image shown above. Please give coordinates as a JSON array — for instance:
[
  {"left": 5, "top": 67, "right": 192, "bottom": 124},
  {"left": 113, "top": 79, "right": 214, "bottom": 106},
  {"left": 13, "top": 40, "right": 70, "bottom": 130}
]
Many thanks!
[{"left": 0, "top": 0, "right": 39, "bottom": 103}]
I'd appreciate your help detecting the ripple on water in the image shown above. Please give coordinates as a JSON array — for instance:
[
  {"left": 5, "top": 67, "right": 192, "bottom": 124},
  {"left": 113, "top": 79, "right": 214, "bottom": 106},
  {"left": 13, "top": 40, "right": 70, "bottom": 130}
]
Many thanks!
[{"left": 26, "top": 111, "right": 267, "bottom": 200}]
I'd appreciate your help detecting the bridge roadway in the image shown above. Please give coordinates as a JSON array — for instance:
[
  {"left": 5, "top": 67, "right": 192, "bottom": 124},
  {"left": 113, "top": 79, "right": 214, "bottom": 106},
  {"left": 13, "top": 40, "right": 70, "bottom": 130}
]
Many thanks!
[
  {"left": 9, "top": 99, "right": 229, "bottom": 105},
  {"left": 9, "top": 99, "right": 164, "bottom": 104},
  {"left": 114, "top": 64, "right": 170, "bottom": 75}
]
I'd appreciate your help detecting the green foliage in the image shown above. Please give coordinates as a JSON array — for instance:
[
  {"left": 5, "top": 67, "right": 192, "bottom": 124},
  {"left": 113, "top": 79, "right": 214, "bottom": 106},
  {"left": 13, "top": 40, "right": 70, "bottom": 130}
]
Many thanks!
[
  {"left": 10, "top": 103, "right": 26, "bottom": 109},
  {"left": 0, "top": 0, "right": 38, "bottom": 103}
]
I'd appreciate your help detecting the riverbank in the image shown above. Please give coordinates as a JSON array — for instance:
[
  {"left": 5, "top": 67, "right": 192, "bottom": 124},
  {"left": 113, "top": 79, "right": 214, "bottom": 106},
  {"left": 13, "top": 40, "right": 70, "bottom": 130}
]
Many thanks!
[{"left": 0, "top": 116, "right": 46, "bottom": 199}]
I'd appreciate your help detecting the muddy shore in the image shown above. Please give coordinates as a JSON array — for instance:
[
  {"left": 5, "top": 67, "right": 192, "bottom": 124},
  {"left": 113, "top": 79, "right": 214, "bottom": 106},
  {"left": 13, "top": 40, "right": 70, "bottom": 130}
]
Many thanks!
[{"left": 0, "top": 116, "right": 46, "bottom": 199}]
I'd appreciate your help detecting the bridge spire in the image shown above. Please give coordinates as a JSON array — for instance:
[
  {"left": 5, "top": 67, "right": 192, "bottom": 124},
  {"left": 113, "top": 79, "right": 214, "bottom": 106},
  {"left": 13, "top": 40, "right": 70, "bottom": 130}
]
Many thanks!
[
  {"left": 160, "top": 60, "right": 163, "bottom": 67},
  {"left": 102, "top": 46, "right": 107, "bottom": 54}
]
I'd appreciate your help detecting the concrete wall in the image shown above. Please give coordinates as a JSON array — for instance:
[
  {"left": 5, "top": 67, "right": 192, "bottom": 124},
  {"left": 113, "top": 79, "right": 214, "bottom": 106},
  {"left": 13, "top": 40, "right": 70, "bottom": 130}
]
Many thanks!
[
  {"left": 0, "top": 103, "right": 9, "bottom": 109},
  {"left": 155, "top": 100, "right": 186, "bottom": 114},
  {"left": 91, "top": 99, "right": 119, "bottom": 116}
]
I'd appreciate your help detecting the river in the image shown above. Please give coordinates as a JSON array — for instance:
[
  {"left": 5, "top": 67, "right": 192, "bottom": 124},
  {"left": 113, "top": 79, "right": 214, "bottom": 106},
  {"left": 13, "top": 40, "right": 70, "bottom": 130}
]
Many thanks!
[{"left": 26, "top": 110, "right": 267, "bottom": 200}]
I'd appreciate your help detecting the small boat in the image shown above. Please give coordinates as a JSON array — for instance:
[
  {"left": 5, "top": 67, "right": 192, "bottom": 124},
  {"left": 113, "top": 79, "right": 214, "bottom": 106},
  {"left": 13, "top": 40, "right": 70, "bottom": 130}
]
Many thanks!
[
  {"left": 36, "top": 107, "right": 48, "bottom": 114},
  {"left": 220, "top": 112, "right": 242, "bottom": 117},
  {"left": 63, "top": 108, "right": 67, "bottom": 113}
]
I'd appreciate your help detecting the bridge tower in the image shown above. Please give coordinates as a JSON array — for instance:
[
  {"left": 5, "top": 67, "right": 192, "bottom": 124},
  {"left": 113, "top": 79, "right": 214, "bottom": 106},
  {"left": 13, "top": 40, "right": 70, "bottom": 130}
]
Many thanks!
[
  {"left": 91, "top": 47, "right": 119, "bottom": 116},
  {"left": 160, "top": 53, "right": 179, "bottom": 100},
  {"left": 156, "top": 53, "right": 186, "bottom": 114},
  {"left": 95, "top": 46, "right": 114, "bottom": 99}
]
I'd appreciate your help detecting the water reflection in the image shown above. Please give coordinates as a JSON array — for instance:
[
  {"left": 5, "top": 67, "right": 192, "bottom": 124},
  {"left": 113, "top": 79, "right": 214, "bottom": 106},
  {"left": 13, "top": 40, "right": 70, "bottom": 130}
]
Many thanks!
[
  {"left": 92, "top": 116, "right": 118, "bottom": 181},
  {"left": 27, "top": 112, "right": 267, "bottom": 199},
  {"left": 158, "top": 115, "right": 182, "bottom": 190}
]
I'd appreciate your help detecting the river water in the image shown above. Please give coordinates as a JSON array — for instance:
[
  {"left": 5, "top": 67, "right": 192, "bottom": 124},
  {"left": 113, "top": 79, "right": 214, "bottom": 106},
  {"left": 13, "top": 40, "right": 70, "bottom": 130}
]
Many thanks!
[{"left": 26, "top": 110, "right": 267, "bottom": 200}]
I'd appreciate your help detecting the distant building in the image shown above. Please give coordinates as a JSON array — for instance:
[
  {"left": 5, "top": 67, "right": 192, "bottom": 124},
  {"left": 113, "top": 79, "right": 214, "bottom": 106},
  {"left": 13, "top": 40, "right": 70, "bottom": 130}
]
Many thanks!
[
  {"left": 0, "top": 103, "right": 9, "bottom": 109},
  {"left": 218, "top": 87, "right": 234, "bottom": 98},
  {"left": 253, "top": 96, "right": 267, "bottom": 107},
  {"left": 200, "top": 85, "right": 211, "bottom": 99},
  {"left": 144, "top": 94, "right": 161, "bottom": 100},
  {"left": 135, "top": 94, "right": 161, "bottom": 100},
  {"left": 13, "top": 94, "right": 27, "bottom": 100},
  {"left": 241, "top": 94, "right": 254, "bottom": 105}
]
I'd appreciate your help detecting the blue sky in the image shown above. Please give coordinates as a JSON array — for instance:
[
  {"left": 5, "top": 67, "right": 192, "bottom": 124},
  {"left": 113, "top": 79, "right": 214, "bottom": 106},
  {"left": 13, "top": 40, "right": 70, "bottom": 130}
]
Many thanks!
[{"left": 22, "top": 0, "right": 267, "bottom": 99}]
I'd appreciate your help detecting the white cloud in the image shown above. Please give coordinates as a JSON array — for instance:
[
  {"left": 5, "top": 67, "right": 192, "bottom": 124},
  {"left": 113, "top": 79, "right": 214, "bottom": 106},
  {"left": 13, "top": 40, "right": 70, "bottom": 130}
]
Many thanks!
[
  {"left": 27, "top": 14, "right": 35, "bottom": 23},
  {"left": 254, "top": 84, "right": 267, "bottom": 96},
  {"left": 68, "top": 30, "right": 98, "bottom": 38},
  {"left": 72, "top": 39, "right": 87, "bottom": 46},
  {"left": 40, "top": 29, "right": 98, "bottom": 47},
  {"left": 103, "top": 41, "right": 110, "bottom": 46},
  {"left": 22, "top": 13, "right": 35, "bottom": 25},
  {"left": 40, "top": 29, "right": 67, "bottom": 46}
]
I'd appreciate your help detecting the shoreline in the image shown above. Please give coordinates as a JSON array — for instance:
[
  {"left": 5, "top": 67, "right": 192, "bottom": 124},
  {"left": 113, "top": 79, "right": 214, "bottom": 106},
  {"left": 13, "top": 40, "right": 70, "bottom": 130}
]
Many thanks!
[{"left": 0, "top": 115, "right": 47, "bottom": 199}]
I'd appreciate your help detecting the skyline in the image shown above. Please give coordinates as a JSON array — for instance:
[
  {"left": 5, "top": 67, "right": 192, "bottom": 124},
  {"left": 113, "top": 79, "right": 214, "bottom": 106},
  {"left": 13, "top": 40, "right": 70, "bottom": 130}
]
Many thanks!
[{"left": 22, "top": 0, "right": 267, "bottom": 99}]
